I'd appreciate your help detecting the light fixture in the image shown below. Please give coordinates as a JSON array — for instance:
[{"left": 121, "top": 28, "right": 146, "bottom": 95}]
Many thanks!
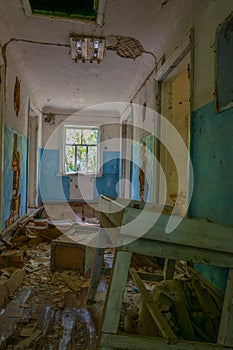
[{"left": 70, "top": 36, "right": 105, "bottom": 63}]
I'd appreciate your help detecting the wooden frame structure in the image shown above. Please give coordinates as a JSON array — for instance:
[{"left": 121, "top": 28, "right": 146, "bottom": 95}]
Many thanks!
[{"left": 88, "top": 196, "right": 233, "bottom": 349}]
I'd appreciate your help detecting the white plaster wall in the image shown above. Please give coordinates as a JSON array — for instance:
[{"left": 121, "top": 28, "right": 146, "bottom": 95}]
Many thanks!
[
  {"left": 171, "top": 68, "right": 190, "bottom": 211},
  {"left": 101, "top": 123, "right": 120, "bottom": 151},
  {"left": 69, "top": 174, "right": 95, "bottom": 201},
  {"left": 4, "top": 54, "right": 29, "bottom": 137},
  {"left": 172, "top": 69, "right": 190, "bottom": 145},
  {"left": 193, "top": 0, "right": 233, "bottom": 110},
  {"left": 130, "top": 75, "right": 156, "bottom": 143}
]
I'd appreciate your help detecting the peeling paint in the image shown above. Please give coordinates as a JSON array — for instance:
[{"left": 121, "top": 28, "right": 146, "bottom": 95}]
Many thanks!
[
  {"left": 44, "top": 113, "right": 55, "bottom": 125},
  {"left": 5, "top": 134, "right": 20, "bottom": 228},
  {"left": 139, "top": 142, "right": 146, "bottom": 201},
  {"left": 13, "top": 77, "right": 20, "bottom": 117},
  {"left": 107, "top": 36, "right": 144, "bottom": 59}
]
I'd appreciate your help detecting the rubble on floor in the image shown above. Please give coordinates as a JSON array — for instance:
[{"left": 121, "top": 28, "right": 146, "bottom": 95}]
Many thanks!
[
  {"left": 118, "top": 261, "right": 223, "bottom": 344},
  {"left": 0, "top": 208, "right": 99, "bottom": 349},
  {"left": 0, "top": 207, "right": 225, "bottom": 348}
]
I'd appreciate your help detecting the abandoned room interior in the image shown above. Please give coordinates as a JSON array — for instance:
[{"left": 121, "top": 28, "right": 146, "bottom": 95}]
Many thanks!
[{"left": 0, "top": 0, "right": 233, "bottom": 349}]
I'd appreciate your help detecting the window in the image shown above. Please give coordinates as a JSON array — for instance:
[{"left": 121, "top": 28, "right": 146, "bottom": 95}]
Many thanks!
[
  {"left": 64, "top": 127, "right": 99, "bottom": 174},
  {"left": 29, "top": 0, "right": 98, "bottom": 20}
]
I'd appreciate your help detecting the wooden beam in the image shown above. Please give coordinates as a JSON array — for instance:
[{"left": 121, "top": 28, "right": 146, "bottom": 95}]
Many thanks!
[
  {"left": 163, "top": 259, "right": 176, "bottom": 280},
  {"left": 100, "top": 333, "right": 233, "bottom": 350},
  {"left": 154, "top": 31, "right": 191, "bottom": 81},
  {"left": 100, "top": 250, "right": 132, "bottom": 334},
  {"left": 130, "top": 267, "right": 177, "bottom": 339},
  {"left": 120, "top": 238, "right": 233, "bottom": 268},
  {"left": 120, "top": 208, "right": 233, "bottom": 255},
  {"left": 86, "top": 248, "right": 104, "bottom": 304},
  {"left": 217, "top": 268, "right": 233, "bottom": 346},
  {"left": 137, "top": 271, "right": 163, "bottom": 282}
]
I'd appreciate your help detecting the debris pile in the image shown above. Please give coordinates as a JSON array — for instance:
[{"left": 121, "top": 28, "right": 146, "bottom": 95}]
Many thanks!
[
  {"left": 0, "top": 210, "right": 98, "bottom": 349},
  {"left": 120, "top": 262, "right": 223, "bottom": 344}
]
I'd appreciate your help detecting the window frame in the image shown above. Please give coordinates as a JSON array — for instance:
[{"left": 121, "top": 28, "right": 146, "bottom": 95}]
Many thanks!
[
  {"left": 28, "top": 0, "right": 98, "bottom": 21},
  {"left": 63, "top": 125, "right": 99, "bottom": 175},
  {"left": 21, "top": 0, "right": 106, "bottom": 25}
]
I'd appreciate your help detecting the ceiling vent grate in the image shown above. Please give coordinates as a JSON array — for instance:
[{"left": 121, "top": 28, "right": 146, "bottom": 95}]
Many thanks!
[{"left": 70, "top": 36, "right": 105, "bottom": 63}]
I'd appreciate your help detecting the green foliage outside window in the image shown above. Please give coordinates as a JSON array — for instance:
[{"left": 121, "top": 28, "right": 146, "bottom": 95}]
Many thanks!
[{"left": 64, "top": 128, "right": 98, "bottom": 173}]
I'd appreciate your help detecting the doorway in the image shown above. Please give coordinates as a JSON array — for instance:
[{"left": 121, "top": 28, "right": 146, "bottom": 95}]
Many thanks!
[
  {"left": 27, "top": 109, "right": 39, "bottom": 208},
  {"left": 155, "top": 34, "right": 193, "bottom": 215}
]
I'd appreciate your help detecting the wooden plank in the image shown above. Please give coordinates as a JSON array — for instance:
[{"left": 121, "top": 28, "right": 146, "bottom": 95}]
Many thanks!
[
  {"left": 191, "top": 280, "right": 220, "bottom": 318},
  {"left": 137, "top": 271, "right": 163, "bottom": 282},
  {"left": 154, "top": 31, "right": 191, "bottom": 81},
  {"left": 120, "top": 238, "right": 233, "bottom": 268},
  {"left": 130, "top": 267, "right": 177, "bottom": 339},
  {"left": 217, "top": 268, "right": 233, "bottom": 346},
  {"left": 100, "top": 333, "right": 233, "bottom": 350},
  {"left": 119, "top": 207, "right": 233, "bottom": 254},
  {"left": 100, "top": 196, "right": 124, "bottom": 228},
  {"left": 0, "top": 252, "right": 24, "bottom": 268},
  {"left": 163, "top": 259, "right": 176, "bottom": 280},
  {"left": 171, "top": 280, "right": 195, "bottom": 341},
  {"left": 100, "top": 250, "right": 132, "bottom": 334},
  {"left": 86, "top": 248, "right": 104, "bottom": 304},
  {"left": 190, "top": 266, "right": 223, "bottom": 310}
]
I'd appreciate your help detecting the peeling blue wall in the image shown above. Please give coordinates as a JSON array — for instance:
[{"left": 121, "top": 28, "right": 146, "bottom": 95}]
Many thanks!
[
  {"left": 131, "top": 136, "right": 153, "bottom": 201},
  {"left": 189, "top": 101, "right": 233, "bottom": 225},
  {"left": 2, "top": 125, "right": 28, "bottom": 229},
  {"left": 39, "top": 150, "right": 120, "bottom": 202},
  {"left": 39, "top": 149, "right": 70, "bottom": 202},
  {"left": 94, "top": 151, "right": 120, "bottom": 198},
  {"left": 189, "top": 101, "right": 233, "bottom": 292}
]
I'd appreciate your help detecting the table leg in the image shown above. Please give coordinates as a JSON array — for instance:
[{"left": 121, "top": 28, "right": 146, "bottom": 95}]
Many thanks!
[
  {"left": 98, "top": 250, "right": 132, "bottom": 349},
  {"left": 217, "top": 268, "right": 233, "bottom": 346}
]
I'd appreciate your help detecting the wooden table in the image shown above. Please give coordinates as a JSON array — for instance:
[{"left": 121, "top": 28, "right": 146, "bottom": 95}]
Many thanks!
[{"left": 89, "top": 196, "right": 233, "bottom": 349}]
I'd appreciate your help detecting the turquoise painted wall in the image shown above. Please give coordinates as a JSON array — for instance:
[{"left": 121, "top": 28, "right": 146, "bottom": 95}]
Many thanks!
[
  {"left": 39, "top": 149, "right": 70, "bottom": 202},
  {"left": 39, "top": 149, "right": 120, "bottom": 202},
  {"left": 189, "top": 102, "right": 233, "bottom": 226},
  {"left": 94, "top": 151, "right": 120, "bottom": 198},
  {"left": 2, "top": 125, "right": 28, "bottom": 229},
  {"left": 189, "top": 101, "right": 233, "bottom": 292}
]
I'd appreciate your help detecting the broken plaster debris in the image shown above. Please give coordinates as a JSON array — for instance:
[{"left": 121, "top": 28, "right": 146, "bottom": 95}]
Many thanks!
[
  {"left": 0, "top": 207, "right": 223, "bottom": 348},
  {"left": 107, "top": 35, "right": 145, "bottom": 59},
  {"left": 0, "top": 208, "right": 100, "bottom": 349}
]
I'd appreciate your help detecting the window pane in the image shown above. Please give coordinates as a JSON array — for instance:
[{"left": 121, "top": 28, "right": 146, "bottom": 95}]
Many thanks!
[
  {"left": 88, "top": 146, "right": 97, "bottom": 172},
  {"left": 82, "top": 129, "right": 98, "bottom": 144},
  {"left": 76, "top": 146, "right": 87, "bottom": 172},
  {"left": 65, "top": 145, "right": 75, "bottom": 172},
  {"left": 66, "top": 128, "right": 81, "bottom": 144}
]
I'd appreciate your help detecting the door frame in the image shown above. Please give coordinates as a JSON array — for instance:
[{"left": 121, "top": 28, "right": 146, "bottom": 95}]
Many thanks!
[
  {"left": 0, "top": 51, "right": 5, "bottom": 231},
  {"left": 154, "top": 29, "right": 194, "bottom": 206},
  {"left": 27, "top": 105, "right": 39, "bottom": 208}
]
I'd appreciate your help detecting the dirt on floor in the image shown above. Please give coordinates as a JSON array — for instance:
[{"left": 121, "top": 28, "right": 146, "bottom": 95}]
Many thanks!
[{"left": 0, "top": 208, "right": 224, "bottom": 349}]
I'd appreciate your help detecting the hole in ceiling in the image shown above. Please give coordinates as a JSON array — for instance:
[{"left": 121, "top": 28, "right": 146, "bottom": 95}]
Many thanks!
[{"left": 29, "top": 0, "right": 98, "bottom": 20}]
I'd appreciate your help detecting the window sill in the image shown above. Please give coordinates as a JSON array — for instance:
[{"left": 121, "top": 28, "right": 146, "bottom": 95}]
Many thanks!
[{"left": 56, "top": 171, "right": 102, "bottom": 177}]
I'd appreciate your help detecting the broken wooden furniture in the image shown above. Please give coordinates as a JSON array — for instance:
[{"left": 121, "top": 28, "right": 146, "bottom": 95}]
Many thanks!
[
  {"left": 93, "top": 195, "right": 233, "bottom": 349},
  {"left": 50, "top": 224, "right": 98, "bottom": 274}
]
